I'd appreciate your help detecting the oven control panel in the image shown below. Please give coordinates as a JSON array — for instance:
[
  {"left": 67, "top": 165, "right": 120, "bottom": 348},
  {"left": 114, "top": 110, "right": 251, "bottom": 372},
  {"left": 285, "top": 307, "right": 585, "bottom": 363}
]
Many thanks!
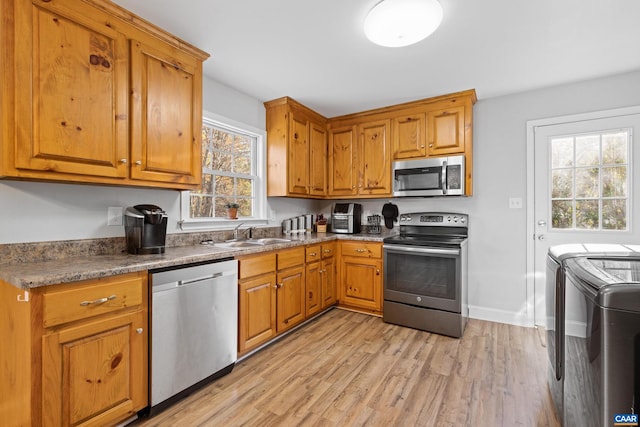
[{"left": 399, "top": 212, "right": 468, "bottom": 226}]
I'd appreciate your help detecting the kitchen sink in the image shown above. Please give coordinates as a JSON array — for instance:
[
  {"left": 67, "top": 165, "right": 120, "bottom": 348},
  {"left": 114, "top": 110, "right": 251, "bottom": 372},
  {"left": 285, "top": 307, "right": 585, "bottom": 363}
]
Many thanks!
[
  {"left": 210, "top": 238, "right": 292, "bottom": 249},
  {"left": 252, "top": 238, "right": 292, "bottom": 244}
]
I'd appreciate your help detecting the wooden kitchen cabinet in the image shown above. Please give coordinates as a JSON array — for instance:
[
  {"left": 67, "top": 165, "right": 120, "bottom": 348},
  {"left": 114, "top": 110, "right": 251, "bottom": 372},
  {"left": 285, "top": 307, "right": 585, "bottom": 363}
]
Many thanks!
[
  {"left": 328, "top": 125, "right": 358, "bottom": 196},
  {"left": 393, "top": 114, "right": 427, "bottom": 159},
  {"left": 320, "top": 243, "right": 337, "bottom": 309},
  {"left": 338, "top": 241, "right": 383, "bottom": 314},
  {"left": 264, "top": 97, "right": 328, "bottom": 197},
  {"left": 0, "top": 271, "right": 148, "bottom": 426},
  {"left": 305, "top": 245, "right": 323, "bottom": 317},
  {"left": 1, "top": 0, "right": 208, "bottom": 190},
  {"left": 358, "top": 119, "right": 391, "bottom": 195},
  {"left": 427, "top": 105, "right": 466, "bottom": 156},
  {"left": 238, "top": 248, "right": 306, "bottom": 355},
  {"left": 328, "top": 119, "right": 391, "bottom": 197}
]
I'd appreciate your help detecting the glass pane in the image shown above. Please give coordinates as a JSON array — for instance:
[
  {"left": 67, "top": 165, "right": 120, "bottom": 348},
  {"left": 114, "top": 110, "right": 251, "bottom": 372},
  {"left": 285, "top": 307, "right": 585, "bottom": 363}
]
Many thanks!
[
  {"left": 214, "top": 198, "right": 228, "bottom": 217},
  {"left": 575, "top": 135, "right": 600, "bottom": 166},
  {"left": 237, "top": 178, "right": 252, "bottom": 197},
  {"left": 602, "top": 199, "right": 626, "bottom": 230},
  {"left": 215, "top": 175, "right": 233, "bottom": 196},
  {"left": 551, "top": 169, "right": 573, "bottom": 198},
  {"left": 575, "top": 167, "right": 599, "bottom": 198},
  {"left": 203, "top": 146, "right": 214, "bottom": 169},
  {"left": 191, "top": 173, "right": 213, "bottom": 195},
  {"left": 202, "top": 126, "right": 213, "bottom": 145},
  {"left": 576, "top": 200, "right": 599, "bottom": 229},
  {"left": 551, "top": 137, "right": 574, "bottom": 168},
  {"left": 212, "top": 151, "right": 232, "bottom": 172},
  {"left": 602, "top": 166, "right": 627, "bottom": 197},
  {"left": 238, "top": 198, "right": 252, "bottom": 217},
  {"left": 552, "top": 200, "right": 573, "bottom": 229},
  {"left": 235, "top": 155, "right": 251, "bottom": 174},
  {"left": 235, "top": 135, "right": 251, "bottom": 156},
  {"left": 602, "top": 132, "right": 628, "bottom": 165},
  {"left": 190, "top": 195, "right": 213, "bottom": 218}
]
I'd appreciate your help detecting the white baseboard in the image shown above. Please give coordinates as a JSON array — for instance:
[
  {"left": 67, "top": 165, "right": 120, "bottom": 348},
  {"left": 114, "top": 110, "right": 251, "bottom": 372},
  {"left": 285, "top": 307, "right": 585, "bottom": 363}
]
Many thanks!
[{"left": 468, "top": 305, "right": 533, "bottom": 327}]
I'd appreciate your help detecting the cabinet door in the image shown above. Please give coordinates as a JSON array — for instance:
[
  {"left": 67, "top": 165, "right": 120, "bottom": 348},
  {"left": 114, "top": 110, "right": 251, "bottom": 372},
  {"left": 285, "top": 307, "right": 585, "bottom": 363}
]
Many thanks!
[
  {"left": 393, "top": 114, "right": 426, "bottom": 159},
  {"left": 340, "top": 257, "right": 382, "bottom": 312},
  {"left": 15, "top": 1, "right": 129, "bottom": 178},
  {"left": 328, "top": 125, "right": 358, "bottom": 196},
  {"left": 305, "top": 261, "right": 322, "bottom": 317},
  {"left": 276, "top": 266, "right": 305, "bottom": 332},
  {"left": 321, "top": 257, "right": 337, "bottom": 308},
  {"left": 359, "top": 119, "right": 391, "bottom": 195},
  {"left": 130, "top": 39, "right": 202, "bottom": 186},
  {"left": 42, "top": 310, "right": 147, "bottom": 427},
  {"left": 308, "top": 121, "right": 327, "bottom": 196},
  {"left": 238, "top": 274, "right": 277, "bottom": 354},
  {"left": 287, "top": 112, "right": 309, "bottom": 195},
  {"left": 427, "top": 105, "right": 465, "bottom": 156}
]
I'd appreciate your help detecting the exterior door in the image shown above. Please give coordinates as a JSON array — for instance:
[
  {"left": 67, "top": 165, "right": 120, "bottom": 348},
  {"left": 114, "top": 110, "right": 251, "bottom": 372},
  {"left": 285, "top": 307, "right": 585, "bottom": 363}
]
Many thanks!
[{"left": 530, "top": 109, "right": 640, "bottom": 325}]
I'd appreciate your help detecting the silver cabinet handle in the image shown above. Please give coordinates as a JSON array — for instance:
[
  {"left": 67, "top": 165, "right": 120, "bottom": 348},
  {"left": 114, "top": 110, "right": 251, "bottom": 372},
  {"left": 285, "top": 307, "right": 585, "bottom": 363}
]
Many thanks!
[
  {"left": 80, "top": 294, "right": 116, "bottom": 306},
  {"left": 135, "top": 160, "right": 142, "bottom": 165},
  {"left": 309, "top": 252, "right": 317, "bottom": 256},
  {"left": 119, "top": 158, "right": 127, "bottom": 164},
  {"left": 136, "top": 328, "right": 144, "bottom": 334},
  {"left": 355, "top": 249, "right": 367, "bottom": 253}
]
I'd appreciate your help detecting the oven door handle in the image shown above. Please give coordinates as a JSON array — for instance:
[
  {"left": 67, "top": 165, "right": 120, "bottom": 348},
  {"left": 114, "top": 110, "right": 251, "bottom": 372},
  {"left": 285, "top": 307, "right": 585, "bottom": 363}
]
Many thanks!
[{"left": 383, "top": 244, "right": 460, "bottom": 256}]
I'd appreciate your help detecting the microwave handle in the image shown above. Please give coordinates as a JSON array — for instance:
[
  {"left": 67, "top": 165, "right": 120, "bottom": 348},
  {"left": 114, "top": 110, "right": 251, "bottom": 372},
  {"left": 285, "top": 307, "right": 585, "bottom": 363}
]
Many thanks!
[{"left": 441, "top": 161, "right": 448, "bottom": 195}]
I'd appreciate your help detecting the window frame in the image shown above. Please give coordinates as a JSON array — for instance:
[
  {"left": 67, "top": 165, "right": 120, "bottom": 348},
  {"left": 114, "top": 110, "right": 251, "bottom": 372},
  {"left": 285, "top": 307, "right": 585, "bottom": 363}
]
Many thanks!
[{"left": 179, "top": 111, "right": 268, "bottom": 230}]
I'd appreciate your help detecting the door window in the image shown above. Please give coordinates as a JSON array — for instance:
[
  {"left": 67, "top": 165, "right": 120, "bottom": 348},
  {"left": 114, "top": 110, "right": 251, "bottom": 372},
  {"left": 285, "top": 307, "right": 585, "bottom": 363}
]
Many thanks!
[{"left": 549, "top": 129, "right": 630, "bottom": 230}]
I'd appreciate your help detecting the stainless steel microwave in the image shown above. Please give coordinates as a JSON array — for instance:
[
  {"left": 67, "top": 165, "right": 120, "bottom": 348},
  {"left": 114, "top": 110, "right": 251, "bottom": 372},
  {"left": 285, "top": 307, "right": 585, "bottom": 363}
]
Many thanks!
[{"left": 392, "top": 155, "right": 465, "bottom": 197}]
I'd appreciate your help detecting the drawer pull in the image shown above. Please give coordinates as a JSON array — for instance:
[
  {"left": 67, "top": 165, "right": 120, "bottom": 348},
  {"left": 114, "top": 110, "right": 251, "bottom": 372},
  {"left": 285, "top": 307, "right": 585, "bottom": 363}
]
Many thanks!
[
  {"left": 355, "top": 249, "right": 367, "bottom": 253},
  {"left": 309, "top": 252, "right": 317, "bottom": 256},
  {"left": 323, "top": 249, "right": 331, "bottom": 254},
  {"left": 80, "top": 294, "right": 116, "bottom": 306}
]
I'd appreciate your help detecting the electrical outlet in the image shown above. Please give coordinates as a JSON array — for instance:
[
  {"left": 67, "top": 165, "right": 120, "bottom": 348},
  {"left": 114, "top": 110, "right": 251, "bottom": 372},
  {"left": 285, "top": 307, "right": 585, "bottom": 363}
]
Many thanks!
[
  {"left": 508, "top": 198, "right": 523, "bottom": 209},
  {"left": 107, "top": 206, "right": 123, "bottom": 226}
]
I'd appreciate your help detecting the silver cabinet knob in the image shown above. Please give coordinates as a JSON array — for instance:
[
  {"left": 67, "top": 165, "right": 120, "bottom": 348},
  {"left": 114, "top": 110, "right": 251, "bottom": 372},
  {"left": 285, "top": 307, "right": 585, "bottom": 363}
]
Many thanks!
[
  {"left": 135, "top": 160, "right": 142, "bottom": 165},
  {"left": 136, "top": 328, "right": 144, "bottom": 334},
  {"left": 119, "top": 158, "right": 127, "bottom": 164}
]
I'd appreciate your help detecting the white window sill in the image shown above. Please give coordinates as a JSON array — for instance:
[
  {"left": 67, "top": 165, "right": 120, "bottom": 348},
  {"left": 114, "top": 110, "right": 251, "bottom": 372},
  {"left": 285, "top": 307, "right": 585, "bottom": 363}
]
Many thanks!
[{"left": 178, "top": 218, "right": 270, "bottom": 231}]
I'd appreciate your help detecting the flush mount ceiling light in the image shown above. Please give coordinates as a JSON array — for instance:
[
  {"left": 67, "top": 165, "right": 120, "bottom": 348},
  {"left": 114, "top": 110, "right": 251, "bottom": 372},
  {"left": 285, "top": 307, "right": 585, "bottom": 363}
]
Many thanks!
[{"left": 364, "top": 0, "right": 443, "bottom": 48}]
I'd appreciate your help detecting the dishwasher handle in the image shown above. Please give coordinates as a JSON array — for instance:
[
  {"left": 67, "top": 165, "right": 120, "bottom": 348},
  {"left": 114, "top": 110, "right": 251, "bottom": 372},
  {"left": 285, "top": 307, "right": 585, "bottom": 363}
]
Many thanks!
[{"left": 179, "top": 272, "right": 223, "bottom": 286}]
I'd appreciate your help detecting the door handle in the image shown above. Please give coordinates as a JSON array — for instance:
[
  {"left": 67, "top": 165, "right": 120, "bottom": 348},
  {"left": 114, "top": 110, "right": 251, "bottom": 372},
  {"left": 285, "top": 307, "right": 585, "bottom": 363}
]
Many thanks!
[
  {"left": 538, "top": 220, "right": 546, "bottom": 226},
  {"left": 538, "top": 235, "right": 545, "bottom": 240}
]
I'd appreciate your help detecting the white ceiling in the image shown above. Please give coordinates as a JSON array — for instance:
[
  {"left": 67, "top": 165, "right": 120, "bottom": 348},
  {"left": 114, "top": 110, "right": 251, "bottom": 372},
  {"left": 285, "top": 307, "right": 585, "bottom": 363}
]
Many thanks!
[{"left": 112, "top": 0, "right": 640, "bottom": 117}]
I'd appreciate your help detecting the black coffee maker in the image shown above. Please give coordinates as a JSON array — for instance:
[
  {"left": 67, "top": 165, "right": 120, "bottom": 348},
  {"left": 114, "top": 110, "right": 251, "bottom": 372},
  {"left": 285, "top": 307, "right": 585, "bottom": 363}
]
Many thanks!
[{"left": 124, "top": 204, "right": 168, "bottom": 254}]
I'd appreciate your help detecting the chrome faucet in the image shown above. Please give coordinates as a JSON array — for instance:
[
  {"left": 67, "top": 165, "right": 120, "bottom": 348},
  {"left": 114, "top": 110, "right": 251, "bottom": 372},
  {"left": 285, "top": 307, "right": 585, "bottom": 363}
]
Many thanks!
[{"left": 233, "top": 222, "right": 245, "bottom": 240}]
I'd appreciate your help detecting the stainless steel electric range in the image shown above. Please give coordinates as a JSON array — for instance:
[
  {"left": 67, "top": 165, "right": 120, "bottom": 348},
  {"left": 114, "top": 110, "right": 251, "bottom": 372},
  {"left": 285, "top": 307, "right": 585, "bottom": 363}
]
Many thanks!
[{"left": 382, "top": 212, "right": 469, "bottom": 338}]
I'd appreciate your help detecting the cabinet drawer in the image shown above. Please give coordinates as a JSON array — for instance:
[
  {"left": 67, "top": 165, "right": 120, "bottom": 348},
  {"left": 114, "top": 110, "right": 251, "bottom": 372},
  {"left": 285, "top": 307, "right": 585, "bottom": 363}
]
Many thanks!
[
  {"left": 277, "top": 247, "right": 305, "bottom": 270},
  {"left": 340, "top": 242, "right": 382, "bottom": 258},
  {"left": 305, "top": 245, "right": 321, "bottom": 263},
  {"left": 43, "top": 273, "right": 144, "bottom": 328},
  {"left": 321, "top": 243, "right": 336, "bottom": 259},
  {"left": 239, "top": 253, "right": 276, "bottom": 280}
]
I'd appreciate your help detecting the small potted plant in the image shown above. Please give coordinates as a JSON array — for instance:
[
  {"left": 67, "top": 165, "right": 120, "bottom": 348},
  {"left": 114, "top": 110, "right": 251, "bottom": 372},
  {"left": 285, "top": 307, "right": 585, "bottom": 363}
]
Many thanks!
[{"left": 224, "top": 202, "right": 240, "bottom": 219}]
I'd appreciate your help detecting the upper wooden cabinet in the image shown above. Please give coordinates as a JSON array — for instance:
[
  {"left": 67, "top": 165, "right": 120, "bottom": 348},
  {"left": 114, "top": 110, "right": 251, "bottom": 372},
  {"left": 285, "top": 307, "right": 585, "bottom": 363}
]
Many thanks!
[
  {"left": 393, "top": 114, "right": 426, "bottom": 159},
  {"left": 265, "top": 89, "right": 476, "bottom": 198},
  {"left": 328, "top": 119, "right": 391, "bottom": 197},
  {"left": 0, "top": 0, "right": 209, "bottom": 190},
  {"left": 264, "top": 97, "right": 328, "bottom": 197}
]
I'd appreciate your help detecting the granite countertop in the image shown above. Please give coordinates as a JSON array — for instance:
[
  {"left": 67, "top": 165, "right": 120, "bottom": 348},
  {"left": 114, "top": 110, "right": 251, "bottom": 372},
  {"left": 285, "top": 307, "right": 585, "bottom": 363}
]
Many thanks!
[{"left": 0, "top": 232, "right": 389, "bottom": 290}]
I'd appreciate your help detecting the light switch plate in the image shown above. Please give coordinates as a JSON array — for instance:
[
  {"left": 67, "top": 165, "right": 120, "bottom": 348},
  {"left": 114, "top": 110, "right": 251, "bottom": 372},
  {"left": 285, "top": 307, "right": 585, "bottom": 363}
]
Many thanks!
[
  {"left": 108, "top": 206, "right": 123, "bottom": 226},
  {"left": 508, "top": 198, "right": 523, "bottom": 209}
]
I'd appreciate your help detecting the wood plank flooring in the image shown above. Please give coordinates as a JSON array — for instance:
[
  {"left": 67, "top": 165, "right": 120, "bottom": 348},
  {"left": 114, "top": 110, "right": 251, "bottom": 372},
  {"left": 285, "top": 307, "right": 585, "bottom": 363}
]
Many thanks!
[{"left": 135, "top": 309, "right": 559, "bottom": 427}]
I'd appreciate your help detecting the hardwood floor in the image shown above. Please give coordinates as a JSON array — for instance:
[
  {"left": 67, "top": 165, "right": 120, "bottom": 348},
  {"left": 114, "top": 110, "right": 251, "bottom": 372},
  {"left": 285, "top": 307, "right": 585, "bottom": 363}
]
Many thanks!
[{"left": 135, "top": 308, "right": 560, "bottom": 427}]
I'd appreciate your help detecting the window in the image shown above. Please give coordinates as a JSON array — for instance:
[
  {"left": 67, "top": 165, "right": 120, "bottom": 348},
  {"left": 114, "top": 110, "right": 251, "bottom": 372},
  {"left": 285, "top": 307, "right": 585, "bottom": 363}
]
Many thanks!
[
  {"left": 180, "top": 113, "right": 266, "bottom": 228},
  {"left": 549, "top": 129, "right": 630, "bottom": 230}
]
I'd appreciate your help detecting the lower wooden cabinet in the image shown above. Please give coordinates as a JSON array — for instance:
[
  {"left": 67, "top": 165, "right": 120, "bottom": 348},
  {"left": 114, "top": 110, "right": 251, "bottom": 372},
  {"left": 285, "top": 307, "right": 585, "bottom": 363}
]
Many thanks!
[
  {"left": 338, "top": 241, "right": 383, "bottom": 314},
  {"left": 238, "top": 272, "right": 277, "bottom": 354},
  {"left": 0, "top": 271, "right": 148, "bottom": 427},
  {"left": 238, "top": 248, "right": 307, "bottom": 355}
]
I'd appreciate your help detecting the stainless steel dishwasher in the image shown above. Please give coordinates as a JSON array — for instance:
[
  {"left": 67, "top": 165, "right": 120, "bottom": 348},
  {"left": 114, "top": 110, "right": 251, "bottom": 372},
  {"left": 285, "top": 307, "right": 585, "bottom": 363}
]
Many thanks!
[{"left": 149, "top": 258, "right": 238, "bottom": 411}]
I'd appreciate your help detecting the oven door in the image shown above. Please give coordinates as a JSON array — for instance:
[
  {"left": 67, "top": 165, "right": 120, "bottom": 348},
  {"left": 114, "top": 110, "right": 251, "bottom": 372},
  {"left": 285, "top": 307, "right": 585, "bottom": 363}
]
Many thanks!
[{"left": 383, "top": 244, "right": 462, "bottom": 313}]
